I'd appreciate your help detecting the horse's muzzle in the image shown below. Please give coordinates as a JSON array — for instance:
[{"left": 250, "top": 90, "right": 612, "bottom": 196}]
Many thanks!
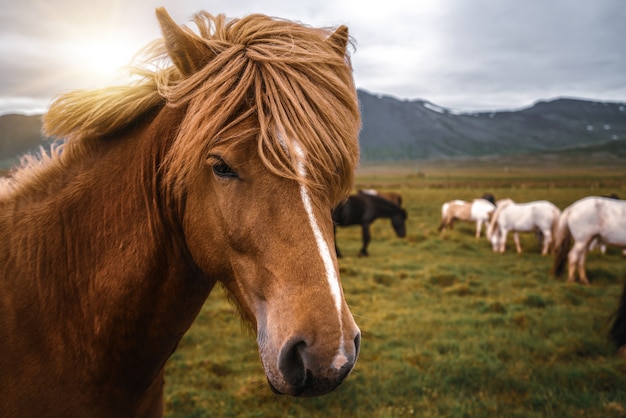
[{"left": 270, "top": 332, "right": 361, "bottom": 397}]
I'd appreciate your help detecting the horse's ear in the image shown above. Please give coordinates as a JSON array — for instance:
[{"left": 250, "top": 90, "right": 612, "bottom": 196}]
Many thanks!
[
  {"left": 156, "top": 7, "right": 210, "bottom": 76},
  {"left": 327, "top": 25, "right": 350, "bottom": 56}
]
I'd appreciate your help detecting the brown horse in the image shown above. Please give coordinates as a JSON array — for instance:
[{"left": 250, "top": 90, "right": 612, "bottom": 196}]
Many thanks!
[
  {"left": 0, "top": 9, "right": 361, "bottom": 417},
  {"left": 358, "top": 188, "right": 403, "bottom": 207}
]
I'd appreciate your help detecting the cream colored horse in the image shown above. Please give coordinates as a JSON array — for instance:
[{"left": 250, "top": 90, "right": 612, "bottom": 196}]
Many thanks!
[{"left": 439, "top": 198, "right": 496, "bottom": 238}]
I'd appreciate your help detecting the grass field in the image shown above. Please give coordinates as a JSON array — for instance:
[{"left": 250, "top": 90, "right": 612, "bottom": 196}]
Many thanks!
[{"left": 164, "top": 159, "right": 626, "bottom": 418}]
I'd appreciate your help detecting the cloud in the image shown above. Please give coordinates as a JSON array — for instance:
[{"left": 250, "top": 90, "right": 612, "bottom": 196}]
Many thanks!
[{"left": 1, "top": 0, "right": 625, "bottom": 114}]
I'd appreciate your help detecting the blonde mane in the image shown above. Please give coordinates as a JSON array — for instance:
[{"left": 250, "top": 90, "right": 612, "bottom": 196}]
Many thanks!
[{"left": 35, "top": 11, "right": 361, "bottom": 204}]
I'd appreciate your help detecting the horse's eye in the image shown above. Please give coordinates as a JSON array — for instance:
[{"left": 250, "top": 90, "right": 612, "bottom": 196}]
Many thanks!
[{"left": 212, "top": 160, "right": 238, "bottom": 179}]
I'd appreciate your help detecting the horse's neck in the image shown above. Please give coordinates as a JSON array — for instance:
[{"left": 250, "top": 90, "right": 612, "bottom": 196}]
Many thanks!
[
  {"left": 3, "top": 114, "right": 170, "bottom": 280},
  {"left": 0, "top": 108, "right": 213, "bottom": 397},
  {"left": 374, "top": 199, "right": 400, "bottom": 218}
]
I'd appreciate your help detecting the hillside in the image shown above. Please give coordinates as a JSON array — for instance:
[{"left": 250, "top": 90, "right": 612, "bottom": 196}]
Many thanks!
[
  {"left": 1, "top": 91, "right": 625, "bottom": 167},
  {"left": 0, "top": 114, "right": 49, "bottom": 167},
  {"left": 358, "top": 91, "right": 626, "bottom": 161}
]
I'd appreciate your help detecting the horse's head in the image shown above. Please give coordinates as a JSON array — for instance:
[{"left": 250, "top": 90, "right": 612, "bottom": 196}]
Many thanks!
[
  {"left": 488, "top": 227, "right": 502, "bottom": 251},
  {"left": 156, "top": 10, "right": 361, "bottom": 396},
  {"left": 391, "top": 208, "right": 408, "bottom": 238},
  {"left": 481, "top": 192, "right": 496, "bottom": 205}
]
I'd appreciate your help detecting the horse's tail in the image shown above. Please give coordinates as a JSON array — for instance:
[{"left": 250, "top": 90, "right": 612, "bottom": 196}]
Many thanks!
[
  {"left": 438, "top": 203, "right": 449, "bottom": 231},
  {"left": 549, "top": 209, "right": 561, "bottom": 254},
  {"left": 609, "top": 280, "right": 626, "bottom": 349},
  {"left": 551, "top": 209, "right": 571, "bottom": 277}
]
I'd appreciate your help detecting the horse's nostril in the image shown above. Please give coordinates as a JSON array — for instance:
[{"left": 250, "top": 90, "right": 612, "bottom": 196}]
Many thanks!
[
  {"left": 278, "top": 339, "right": 307, "bottom": 391},
  {"left": 276, "top": 334, "right": 360, "bottom": 396}
]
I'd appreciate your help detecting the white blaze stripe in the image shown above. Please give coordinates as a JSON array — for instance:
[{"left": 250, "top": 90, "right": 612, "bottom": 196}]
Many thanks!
[
  {"left": 292, "top": 142, "right": 346, "bottom": 359},
  {"left": 297, "top": 170, "right": 348, "bottom": 363},
  {"left": 298, "top": 178, "right": 343, "bottom": 313},
  {"left": 292, "top": 143, "right": 343, "bottom": 314}
]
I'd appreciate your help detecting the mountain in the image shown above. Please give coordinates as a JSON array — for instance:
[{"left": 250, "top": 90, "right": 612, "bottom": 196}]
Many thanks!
[
  {"left": 1, "top": 91, "right": 625, "bottom": 167},
  {"left": 0, "top": 114, "right": 50, "bottom": 167},
  {"left": 357, "top": 90, "right": 626, "bottom": 161}
]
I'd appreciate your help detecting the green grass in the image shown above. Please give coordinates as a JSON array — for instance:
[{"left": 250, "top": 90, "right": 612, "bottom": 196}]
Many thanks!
[{"left": 164, "top": 160, "right": 626, "bottom": 417}]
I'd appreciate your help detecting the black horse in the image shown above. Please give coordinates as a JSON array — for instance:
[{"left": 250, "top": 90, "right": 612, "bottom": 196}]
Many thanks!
[{"left": 332, "top": 193, "right": 407, "bottom": 257}]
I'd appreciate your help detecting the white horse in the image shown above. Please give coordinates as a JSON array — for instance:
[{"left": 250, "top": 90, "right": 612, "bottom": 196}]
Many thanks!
[
  {"left": 552, "top": 196, "right": 626, "bottom": 284},
  {"left": 487, "top": 199, "right": 561, "bottom": 255},
  {"left": 438, "top": 198, "right": 496, "bottom": 238}
]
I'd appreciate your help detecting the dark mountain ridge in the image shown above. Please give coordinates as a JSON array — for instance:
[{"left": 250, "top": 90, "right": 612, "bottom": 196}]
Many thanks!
[
  {"left": 357, "top": 90, "right": 626, "bottom": 161},
  {"left": 0, "top": 114, "right": 49, "bottom": 167},
  {"left": 1, "top": 90, "right": 625, "bottom": 167}
]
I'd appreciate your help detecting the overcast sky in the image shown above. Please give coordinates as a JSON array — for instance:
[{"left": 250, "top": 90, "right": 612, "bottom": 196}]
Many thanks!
[{"left": 1, "top": 0, "right": 625, "bottom": 115}]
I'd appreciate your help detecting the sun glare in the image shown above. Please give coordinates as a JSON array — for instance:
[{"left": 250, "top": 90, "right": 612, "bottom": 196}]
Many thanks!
[{"left": 63, "top": 33, "right": 141, "bottom": 87}]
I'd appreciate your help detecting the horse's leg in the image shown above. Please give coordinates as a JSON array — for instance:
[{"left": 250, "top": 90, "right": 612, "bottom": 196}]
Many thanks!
[
  {"left": 566, "top": 247, "right": 578, "bottom": 283},
  {"left": 577, "top": 247, "right": 590, "bottom": 285},
  {"left": 499, "top": 229, "right": 508, "bottom": 253},
  {"left": 541, "top": 231, "right": 552, "bottom": 256},
  {"left": 567, "top": 242, "right": 587, "bottom": 284},
  {"left": 514, "top": 232, "right": 522, "bottom": 253},
  {"left": 438, "top": 214, "right": 450, "bottom": 232},
  {"left": 359, "top": 223, "right": 371, "bottom": 257},
  {"left": 475, "top": 220, "right": 482, "bottom": 238}
]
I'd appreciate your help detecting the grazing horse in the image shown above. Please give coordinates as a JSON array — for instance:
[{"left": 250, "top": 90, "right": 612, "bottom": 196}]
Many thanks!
[
  {"left": 332, "top": 193, "right": 407, "bottom": 257},
  {"left": 358, "top": 188, "right": 403, "bottom": 207},
  {"left": 486, "top": 199, "right": 561, "bottom": 255},
  {"left": 552, "top": 196, "right": 626, "bottom": 284},
  {"left": 438, "top": 198, "right": 496, "bottom": 238},
  {"left": 0, "top": 9, "right": 362, "bottom": 417}
]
